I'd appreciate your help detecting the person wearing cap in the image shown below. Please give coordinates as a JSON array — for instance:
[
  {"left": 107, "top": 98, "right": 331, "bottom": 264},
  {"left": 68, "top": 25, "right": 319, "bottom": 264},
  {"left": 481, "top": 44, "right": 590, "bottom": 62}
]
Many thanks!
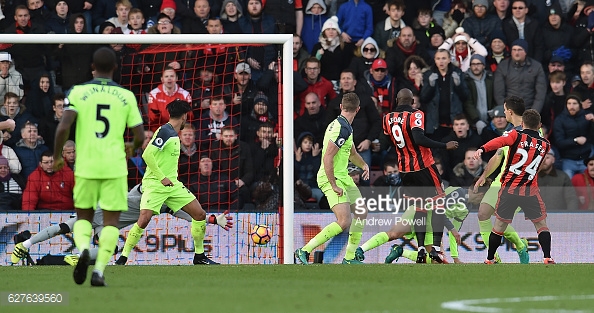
[
  {"left": 438, "top": 28, "right": 488, "bottom": 72},
  {"left": 485, "top": 28, "right": 508, "bottom": 73},
  {"left": 181, "top": 0, "right": 209, "bottom": 34},
  {"left": 464, "top": 53, "right": 495, "bottom": 135},
  {"left": 426, "top": 25, "right": 447, "bottom": 59},
  {"left": 145, "top": 0, "right": 181, "bottom": 30},
  {"left": 147, "top": 66, "right": 192, "bottom": 131},
  {"left": 494, "top": 38, "right": 547, "bottom": 112},
  {"left": 362, "top": 58, "right": 397, "bottom": 116},
  {"left": 480, "top": 104, "right": 513, "bottom": 158},
  {"left": 538, "top": 148, "right": 579, "bottom": 211},
  {"left": 231, "top": 61, "right": 258, "bottom": 115},
  {"left": 542, "top": 3, "right": 575, "bottom": 72},
  {"left": 460, "top": 0, "right": 502, "bottom": 47},
  {"left": 298, "top": 57, "right": 337, "bottom": 115},
  {"left": 553, "top": 93, "right": 594, "bottom": 179},
  {"left": 385, "top": 26, "right": 432, "bottom": 79},
  {"left": 238, "top": 0, "right": 277, "bottom": 82},
  {"left": 22, "top": 150, "right": 74, "bottom": 211},
  {"left": 0, "top": 155, "right": 26, "bottom": 210},
  {"left": 372, "top": 0, "right": 405, "bottom": 51},
  {"left": 240, "top": 92, "right": 275, "bottom": 143},
  {"left": 571, "top": 155, "right": 594, "bottom": 210},
  {"left": 197, "top": 95, "right": 239, "bottom": 149},
  {"left": 45, "top": 0, "right": 70, "bottom": 34},
  {"left": 0, "top": 52, "right": 24, "bottom": 102},
  {"left": 219, "top": 0, "right": 243, "bottom": 34},
  {"left": 311, "top": 16, "right": 356, "bottom": 85},
  {"left": 502, "top": 0, "right": 544, "bottom": 62}
]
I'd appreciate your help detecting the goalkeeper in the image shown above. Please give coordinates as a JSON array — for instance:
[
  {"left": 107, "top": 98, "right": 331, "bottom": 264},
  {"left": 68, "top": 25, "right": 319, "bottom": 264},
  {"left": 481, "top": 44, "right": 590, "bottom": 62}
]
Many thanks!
[{"left": 10, "top": 183, "right": 233, "bottom": 265}]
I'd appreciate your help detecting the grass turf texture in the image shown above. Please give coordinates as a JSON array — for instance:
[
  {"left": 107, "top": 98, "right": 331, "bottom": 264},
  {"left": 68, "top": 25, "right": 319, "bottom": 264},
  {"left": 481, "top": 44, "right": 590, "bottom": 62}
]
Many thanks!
[{"left": 1, "top": 264, "right": 593, "bottom": 313}]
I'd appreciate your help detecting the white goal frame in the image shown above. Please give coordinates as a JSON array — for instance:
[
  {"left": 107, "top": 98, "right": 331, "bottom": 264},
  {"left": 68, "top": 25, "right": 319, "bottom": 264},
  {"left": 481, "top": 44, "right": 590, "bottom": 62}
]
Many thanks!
[{"left": 0, "top": 34, "right": 294, "bottom": 264}]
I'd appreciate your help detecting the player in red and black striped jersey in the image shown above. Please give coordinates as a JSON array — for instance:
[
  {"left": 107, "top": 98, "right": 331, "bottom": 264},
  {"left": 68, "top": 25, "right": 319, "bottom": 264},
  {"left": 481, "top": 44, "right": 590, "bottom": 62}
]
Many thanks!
[
  {"left": 475, "top": 109, "right": 555, "bottom": 264},
  {"left": 382, "top": 88, "right": 458, "bottom": 263}
]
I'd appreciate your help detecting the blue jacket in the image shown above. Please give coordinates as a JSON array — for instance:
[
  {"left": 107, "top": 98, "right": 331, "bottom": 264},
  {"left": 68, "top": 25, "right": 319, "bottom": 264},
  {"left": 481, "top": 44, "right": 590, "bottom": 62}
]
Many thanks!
[
  {"left": 13, "top": 140, "right": 49, "bottom": 180},
  {"left": 553, "top": 108, "right": 594, "bottom": 161},
  {"left": 337, "top": 0, "right": 373, "bottom": 42}
]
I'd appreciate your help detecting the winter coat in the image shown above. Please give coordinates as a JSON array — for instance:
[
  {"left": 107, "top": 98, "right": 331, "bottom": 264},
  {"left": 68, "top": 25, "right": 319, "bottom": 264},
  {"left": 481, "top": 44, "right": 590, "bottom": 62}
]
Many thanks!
[
  {"left": 493, "top": 57, "right": 547, "bottom": 112},
  {"left": 13, "top": 139, "right": 49, "bottom": 179},
  {"left": 542, "top": 22, "right": 575, "bottom": 66},
  {"left": 294, "top": 107, "right": 327, "bottom": 147},
  {"left": 502, "top": 16, "right": 544, "bottom": 62},
  {"left": 0, "top": 65, "right": 23, "bottom": 101},
  {"left": 450, "top": 161, "right": 486, "bottom": 188},
  {"left": 298, "top": 76, "right": 337, "bottom": 115},
  {"left": 312, "top": 41, "right": 356, "bottom": 81},
  {"left": 464, "top": 70, "right": 496, "bottom": 124},
  {"left": 438, "top": 37, "right": 488, "bottom": 72},
  {"left": 373, "top": 17, "right": 405, "bottom": 51},
  {"left": 553, "top": 108, "right": 594, "bottom": 161},
  {"left": 538, "top": 167, "right": 578, "bottom": 210},
  {"left": 22, "top": 165, "right": 74, "bottom": 211},
  {"left": 385, "top": 40, "right": 432, "bottom": 79},
  {"left": 336, "top": 0, "right": 374, "bottom": 42},
  {"left": 302, "top": 0, "right": 328, "bottom": 54},
  {"left": 326, "top": 91, "right": 382, "bottom": 145},
  {"left": 0, "top": 106, "right": 37, "bottom": 148},
  {"left": 461, "top": 14, "right": 502, "bottom": 47}
]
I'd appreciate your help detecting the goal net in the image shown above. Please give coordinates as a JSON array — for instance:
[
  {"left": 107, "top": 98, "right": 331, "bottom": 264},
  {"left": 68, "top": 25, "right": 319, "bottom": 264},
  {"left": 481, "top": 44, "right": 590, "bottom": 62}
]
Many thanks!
[{"left": 1, "top": 34, "right": 294, "bottom": 265}]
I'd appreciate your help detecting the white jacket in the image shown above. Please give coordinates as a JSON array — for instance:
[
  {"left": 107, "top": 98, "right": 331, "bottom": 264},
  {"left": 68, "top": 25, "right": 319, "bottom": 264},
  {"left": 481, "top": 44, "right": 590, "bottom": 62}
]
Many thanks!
[{"left": 439, "top": 37, "right": 488, "bottom": 72}]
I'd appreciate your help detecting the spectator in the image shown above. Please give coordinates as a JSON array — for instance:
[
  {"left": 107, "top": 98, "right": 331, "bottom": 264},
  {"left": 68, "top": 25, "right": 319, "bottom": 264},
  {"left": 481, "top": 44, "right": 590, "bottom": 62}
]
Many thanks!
[
  {"left": 571, "top": 62, "right": 594, "bottom": 115},
  {"left": 538, "top": 149, "right": 578, "bottom": 211},
  {"left": 441, "top": 0, "right": 469, "bottom": 39},
  {"left": 147, "top": 66, "right": 192, "bottom": 131},
  {"left": 61, "top": 140, "right": 75, "bottom": 170},
  {"left": 14, "top": 121, "right": 49, "bottom": 179},
  {"left": 182, "top": 0, "right": 209, "bottom": 34},
  {"left": 461, "top": 0, "right": 501, "bottom": 47},
  {"left": 238, "top": 0, "right": 277, "bottom": 82},
  {"left": 178, "top": 123, "right": 200, "bottom": 191},
  {"left": 27, "top": 0, "right": 51, "bottom": 25},
  {"left": 412, "top": 7, "right": 439, "bottom": 49},
  {"left": 336, "top": 0, "right": 373, "bottom": 47},
  {"left": 0, "top": 155, "right": 26, "bottom": 210},
  {"left": 542, "top": 3, "right": 575, "bottom": 72},
  {"left": 426, "top": 25, "right": 447, "bottom": 60},
  {"left": 105, "top": 0, "right": 131, "bottom": 30},
  {"left": 250, "top": 122, "right": 280, "bottom": 197},
  {"left": 494, "top": 39, "right": 546, "bottom": 112},
  {"left": 385, "top": 26, "right": 431, "bottom": 80},
  {"left": 396, "top": 55, "right": 429, "bottom": 93},
  {"left": 572, "top": 155, "right": 594, "bottom": 210},
  {"left": 4, "top": 5, "right": 48, "bottom": 87},
  {"left": 542, "top": 70, "right": 568, "bottom": 138},
  {"left": 301, "top": 0, "right": 328, "bottom": 54},
  {"left": 480, "top": 105, "right": 512, "bottom": 159},
  {"left": 230, "top": 62, "right": 258, "bottom": 116},
  {"left": 146, "top": 12, "right": 181, "bottom": 35},
  {"left": 349, "top": 37, "right": 382, "bottom": 80},
  {"left": 502, "top": 0, "right": 543, "bottom": 62},
  {"left": 219, "top": 0, "right": 243, "bottom": 34},
  {"left": 464, "top": 54, "right": 495, "bottom": 134},
  {"left": 361, "top": 58, "right": 398, "bottom": 116},
  {"left": 294, "top": 92, "right": 327, "bottom": 147},
  {"left": 373, "top": 0, "right": 406, "bottom": 51},
  {"left": 293, "top": 34, "right": 309, "bottom": 73},
  {"left": 240, "top": 93, "right": 275, "bottom": 143},
  {"left": 440, "top": 114, "right": 483, "bottom": 177},
  {"left": 25, "top": 74, "right": 52, "bottom": 121},
  {"left": 57, "top": 14, "right": 96, "bottom": 91},
  {"left": 22, "top": 150, "right": 74, "bottom": 211},
  {"left": 312, "top": 16, "right": 356, "bottom": 86},
  {"left": 326, "top": 70, "right": 382, "bottom": 176},
  {"left": 184, "top": 63, "right": 218, "bottom": 114},
  {"left": 144, "top": 14, "right": 186, "bottom": 82},
  {"left": 127, "top": 129, "right": 153, "bottom": 189},
  {"left": 210, "top": 126, "right": 254, "bottom": 210},
  {"left": 197, "top": 95, "right": 239, "bottom": 149},
  {"left": 372, "top": 158, "right": 402, "bottom": 187},
  {"left": 450, "top": 147, "right": 486, "bottom": 188},
  {"left": 553, "top": 93, "right": 594, "bottom": 178},
  {"left": 492, "top": 0, "right": 510, "bottom": 21},
  {"left": 120, "top": 8, "right": 146, "bottom": 34},
  {"left": 193, "top": 154, "right": 231, "bottom": 211},
  {"left": 420, "top": 49, "right": 469, "bottom": 140},
  {"left": 485, "top": 29, "right": 508, "bottom": 73},
  {"left": 1, "top": 92, "right": 36, "bottom": 148},
  {"left": 39, "top": 93, "right": 74, "bottom": 152},
  {"left": 294, "top": 132, "right": 322, "bottom": 202},
  {"left": 298, "top": 57, "right": 337, "bottom": 115},
  {"left": 146, "top": 0, "right": 182, "bottom": 30},
  {"left": 1, "top": 137, "right": 22, "bottom": 174},
  {"left": 46, "top": 0, "right": 70, "bottom": 34},
  {"left": 0, "top": 52, "right": 23, "bottom": 102},
  {"left": 263, "top": 0, "right": 304, "bottom": 34},
  {"left": 439, "top": 30, "right": 488, "bottom": 72}
]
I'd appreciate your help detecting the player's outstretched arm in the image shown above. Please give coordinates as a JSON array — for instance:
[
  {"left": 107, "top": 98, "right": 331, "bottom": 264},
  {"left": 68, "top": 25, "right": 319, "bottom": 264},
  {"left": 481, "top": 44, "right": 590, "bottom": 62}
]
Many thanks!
[
  {"left": 53, "top": 110, "right": 77, "bottom": 171},
  {"left": 349, "top": 144, "right": 369, "bottom": 181},
  {"left": 411, "top": 128, "right": 449, "bottom": 149},
  {"left": 142, "top": 143, "right": 168, "bottom": 185}
]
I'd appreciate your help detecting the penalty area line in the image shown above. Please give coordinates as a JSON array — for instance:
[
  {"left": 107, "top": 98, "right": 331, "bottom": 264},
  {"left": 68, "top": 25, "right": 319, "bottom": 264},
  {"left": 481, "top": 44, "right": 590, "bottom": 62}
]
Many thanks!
[{"left": 441, "top": 294, "right": 594, "bottom": 313}]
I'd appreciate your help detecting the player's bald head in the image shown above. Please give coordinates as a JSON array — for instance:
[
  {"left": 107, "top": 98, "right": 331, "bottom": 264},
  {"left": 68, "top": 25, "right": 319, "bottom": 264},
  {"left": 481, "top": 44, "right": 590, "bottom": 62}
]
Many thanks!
[
  {"left": 92, "top": 47, "right": 117, "bottom": 74},
  {"left": 396, "top": 88, "right": 413, "bottom": 106}
]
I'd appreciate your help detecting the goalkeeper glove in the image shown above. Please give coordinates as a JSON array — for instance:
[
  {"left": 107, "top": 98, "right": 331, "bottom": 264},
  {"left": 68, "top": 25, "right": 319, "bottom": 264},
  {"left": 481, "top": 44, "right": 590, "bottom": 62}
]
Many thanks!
[{"left": 208, "top": 210, "right": 234, "bottom": 231}]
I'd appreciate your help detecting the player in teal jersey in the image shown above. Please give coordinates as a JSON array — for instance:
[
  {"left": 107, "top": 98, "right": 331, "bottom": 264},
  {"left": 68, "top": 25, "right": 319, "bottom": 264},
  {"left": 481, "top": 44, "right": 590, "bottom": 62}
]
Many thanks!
[
  {"left": 53, "top": 47, "right": 145, "bottom": 286},
  {"left": 473, "top": 96, "right": 529, "bottom": 264},
  {"left": 116, "top": 99, "right": 217, "bottom": 266},
  {"left": 294, "top": 93, "right": 370, "bottom": 264}
]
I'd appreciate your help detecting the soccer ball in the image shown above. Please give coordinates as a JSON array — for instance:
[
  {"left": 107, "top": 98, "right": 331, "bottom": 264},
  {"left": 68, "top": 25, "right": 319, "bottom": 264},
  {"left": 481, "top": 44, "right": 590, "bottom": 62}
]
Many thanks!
[{"left": 250, "top": 225, "right": 271, "bottom": 245}]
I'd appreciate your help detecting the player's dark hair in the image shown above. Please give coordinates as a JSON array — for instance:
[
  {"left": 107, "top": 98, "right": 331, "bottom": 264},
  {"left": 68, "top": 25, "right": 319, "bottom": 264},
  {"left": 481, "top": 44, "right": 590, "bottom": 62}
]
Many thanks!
[
  {"left": 522, "top": 109, "right": 541, "bottom": 129},
  {"left": 341, "top": 92, "right": 360, "bottom": 112},
  {"left": 92, "top": 47, "right": 117, "bottom": 73},
  {"left": 396, "top": 88, "right": 413, "bottom": 106},
  {"left": 40, "top": 150, "right": 53, "bottom": 161},
  {"left": 166, "top": 99, "right": 191, "bottom": 118},
  {"left": 503, "top": 96, "right": 525, "bottom": 116}
]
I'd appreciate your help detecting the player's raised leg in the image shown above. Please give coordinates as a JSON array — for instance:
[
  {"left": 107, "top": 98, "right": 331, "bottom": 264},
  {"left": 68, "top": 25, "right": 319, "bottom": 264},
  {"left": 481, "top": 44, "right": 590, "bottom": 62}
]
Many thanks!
[{"left": 11, "top": 217, "right": 77, "bottom": 264}]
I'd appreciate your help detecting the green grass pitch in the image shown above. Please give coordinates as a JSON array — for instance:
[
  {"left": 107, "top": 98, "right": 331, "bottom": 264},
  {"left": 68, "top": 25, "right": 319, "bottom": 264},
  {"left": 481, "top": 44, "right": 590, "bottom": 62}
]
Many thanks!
[{"left": 1, "top": 264, "right": 593, "bottom": 313}]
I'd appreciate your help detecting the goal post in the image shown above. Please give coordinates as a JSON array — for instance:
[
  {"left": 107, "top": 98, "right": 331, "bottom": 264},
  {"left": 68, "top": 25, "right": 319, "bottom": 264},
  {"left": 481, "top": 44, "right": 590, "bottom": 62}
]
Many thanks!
[{"left": 0, "top": 34, "right": 294, "bottom": 264}]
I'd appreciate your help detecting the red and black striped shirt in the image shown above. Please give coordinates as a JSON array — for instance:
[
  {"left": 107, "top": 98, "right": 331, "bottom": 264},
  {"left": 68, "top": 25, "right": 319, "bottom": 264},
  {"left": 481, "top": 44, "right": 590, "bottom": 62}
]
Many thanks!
[
  {"left": 481, "top": 128, "right": 550, "bottom": 196},
  {"left": 383, "top": 107, "right": 435, "bottom": 173}
]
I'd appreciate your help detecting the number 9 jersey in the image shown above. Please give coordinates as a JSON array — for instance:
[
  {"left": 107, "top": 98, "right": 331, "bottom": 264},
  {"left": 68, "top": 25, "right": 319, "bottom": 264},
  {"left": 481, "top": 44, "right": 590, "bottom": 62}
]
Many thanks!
[
  {"left": 64, "top": 78, "right": 143, "bottom": 179},
  {"left": 382, "top": 107, "right": 435, "bottom": 173}
]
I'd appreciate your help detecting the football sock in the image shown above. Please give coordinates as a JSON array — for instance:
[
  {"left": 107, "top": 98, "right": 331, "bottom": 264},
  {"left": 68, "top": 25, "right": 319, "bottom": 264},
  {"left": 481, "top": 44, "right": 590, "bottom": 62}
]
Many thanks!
[
  {"left": 345, "top": 232, "right": 362, "bottom": 260},
  {"left": 72, "top": 219, "right": 92, "bottom": 252},
  {"left": 402, "top": 249, "right": 417, "bottom": 261},
  {"left": 24, "top": 224, "right": 61, "bottom": 248},
  {"left": 303, "top": 222, "right": 342, "bottom": 253},
  {"left": 449, "top": 231, "right": 459, "bottom": 259},
  {"left": 191, "top": 219, "right": 207, "bottom": 254},
  {"left": 361, "top": 232, "right": 389, "bottom": 252},
  {"left": 431, "top": 211, "right": 445, "bottom": 247},
  {"left": 413, "top": 211, "right": 427, "bottom": 251},
  {"left": 487, "top": 231, "right": 503, "bottom": 260},
  {"left": 503, "top": 225, "right": 524, "bottom": 250},
  {"left": 538, "top": 231, "right": 552, "bottom": 258},
  {"left": 121, "top": 223, "right": 144, "bottom": 258},
  {"left": 94, "top": 226, "right": 118, "bottom": 275},
  {"left": 478, "top": 219, "right": 492, "bottom": 247},
  {"left": 89, "top": 248, "right": 99, "bottom": 261}
]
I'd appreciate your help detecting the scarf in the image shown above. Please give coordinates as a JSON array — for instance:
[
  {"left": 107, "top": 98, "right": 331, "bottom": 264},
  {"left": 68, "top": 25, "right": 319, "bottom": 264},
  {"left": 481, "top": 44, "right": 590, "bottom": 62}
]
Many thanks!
[
  {"left": 455, "top": 48, "right": 469, "bottom": 67},
  {"left": 470, "top": 71, "right": 488, "bottom": 121},
  {"left": 320, "top": 36, "right": 340, "bottom": 52},
  {"left": 396, "top": 40, "right": 417, "bottom": 56},
  {"left": 512, "top": 16, "right": 525, "bottom": 39}
]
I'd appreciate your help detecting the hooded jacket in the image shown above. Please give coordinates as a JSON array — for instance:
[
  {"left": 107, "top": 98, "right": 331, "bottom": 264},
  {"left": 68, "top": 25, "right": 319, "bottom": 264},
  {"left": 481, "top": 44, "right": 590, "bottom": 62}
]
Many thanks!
[
  {"left": 349, "top": 37, "right": 380, "bottom": 80},
  {"left": 336, "top": 0, "right": 373, "bottom": 42},
  {"left": 302, "top": 0, "right": 328, "bottom": 54},
  {"left": 373, "top": 16, "right": 405, "bottom": 51},
  {"left": 13, "top": 139, "right": 49, "bottom": 179}
]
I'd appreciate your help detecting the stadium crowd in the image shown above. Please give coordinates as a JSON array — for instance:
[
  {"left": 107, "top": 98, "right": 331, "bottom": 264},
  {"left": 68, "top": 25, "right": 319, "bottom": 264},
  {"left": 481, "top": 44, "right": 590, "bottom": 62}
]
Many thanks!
[{"left": 0, "top": 0, "right": 593, "bottom": 211}]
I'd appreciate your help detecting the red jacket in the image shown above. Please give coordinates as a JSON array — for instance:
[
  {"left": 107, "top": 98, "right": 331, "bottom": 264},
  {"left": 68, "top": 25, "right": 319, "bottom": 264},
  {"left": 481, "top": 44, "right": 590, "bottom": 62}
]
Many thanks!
[
  {"left": 297, "top": 76, "right": 337, "bottom": 116},
  {"left": 572, "top": 171, "right": 594, "bottom": 210},
  {"left": 147, "top": 84, "right": 193, "bottom": 131},
  {"left": 22, "top": 166, "right": 74, "bottom": 211}
]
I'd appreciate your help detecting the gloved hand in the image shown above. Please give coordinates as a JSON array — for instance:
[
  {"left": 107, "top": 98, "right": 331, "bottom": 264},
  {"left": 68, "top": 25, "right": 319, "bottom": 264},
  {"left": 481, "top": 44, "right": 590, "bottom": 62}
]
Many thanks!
[
  {"left": 451, "top": 71, "right": 461, "bottom": 86},
  {"left": 475, "top": 120, "right": 488, "bottom": 135},
  {"left": 208, "top": 210, "right": 234, "bottom": 231},
  {"left": 429, "top": 73, "right": 439, "bottom": 87},
  {"left": 552, "top": 45, "right": 572, "bottom": 62}
]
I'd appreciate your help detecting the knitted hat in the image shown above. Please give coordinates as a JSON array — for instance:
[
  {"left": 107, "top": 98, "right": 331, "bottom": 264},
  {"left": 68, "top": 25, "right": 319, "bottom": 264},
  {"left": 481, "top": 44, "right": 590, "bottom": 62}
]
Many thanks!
[
  {"left": 0, "top": 156, "right": 7, "bottom": 166},
  {"left": 428, "top": 25, "right": 446, "bottom": 40},
  {"left": 549, "top": 55, "right": 564, "bottom": 65},
  {"left": 321, "top": 16, "right": 341, "bottom": 34},
  {"left": 254, "top": 93, "right": 269, "bottom": 106},
  {"left": 473, "top": 0, "right": 489, "bottom": 9},
  {"left": 161, "top": 0, "right": 176, "bottom": 11},
  {"left": 470, "top": 54, "right": 486, "bottom": 65},
  {"left": 489, "top": 28, "right": 506, "bottom": 43},
  {"left": 454, "top": 35, "right": 468, "bottom": 43},
  {"left": 511, "top": 39, "right": 528, "bottom": 53}
]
